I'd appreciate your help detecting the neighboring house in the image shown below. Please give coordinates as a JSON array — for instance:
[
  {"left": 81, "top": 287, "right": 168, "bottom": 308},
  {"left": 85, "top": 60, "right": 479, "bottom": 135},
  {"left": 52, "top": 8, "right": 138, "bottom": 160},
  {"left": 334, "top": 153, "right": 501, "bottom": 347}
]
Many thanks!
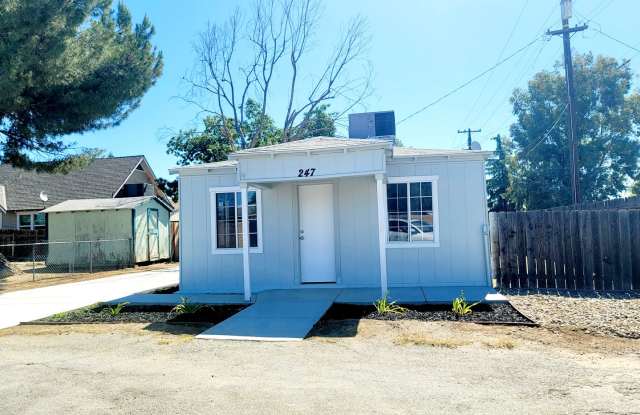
[
  {"left": 43, "top": 196, "right": 172, "bottom": 265},
  {"left": 0, "top": 156, "right": 169, "bottom": 232},
  {"left": 170, "top": 113, "right": 493, "bottom": 301}
]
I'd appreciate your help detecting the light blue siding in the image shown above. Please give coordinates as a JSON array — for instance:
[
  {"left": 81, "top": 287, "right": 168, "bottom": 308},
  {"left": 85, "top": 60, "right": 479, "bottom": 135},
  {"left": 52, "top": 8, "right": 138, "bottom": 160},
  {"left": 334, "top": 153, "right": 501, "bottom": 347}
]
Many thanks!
[{"left": 178, "top": 156, "right": 489, "bottom": 294}]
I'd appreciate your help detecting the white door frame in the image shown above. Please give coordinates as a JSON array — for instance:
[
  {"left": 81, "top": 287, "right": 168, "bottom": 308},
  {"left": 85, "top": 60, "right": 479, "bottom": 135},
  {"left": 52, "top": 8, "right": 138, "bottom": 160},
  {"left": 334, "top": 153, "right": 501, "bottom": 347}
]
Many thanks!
[{"left": 297, "top": 183, "right": 337, "bottom": 283}]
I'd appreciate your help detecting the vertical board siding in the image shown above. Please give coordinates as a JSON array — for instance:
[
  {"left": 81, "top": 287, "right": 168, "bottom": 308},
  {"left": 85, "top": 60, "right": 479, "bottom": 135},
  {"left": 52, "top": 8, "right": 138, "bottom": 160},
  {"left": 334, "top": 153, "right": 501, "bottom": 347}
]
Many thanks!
[{"left": 491, "top": 209, "right": 640, "bottom": 291}]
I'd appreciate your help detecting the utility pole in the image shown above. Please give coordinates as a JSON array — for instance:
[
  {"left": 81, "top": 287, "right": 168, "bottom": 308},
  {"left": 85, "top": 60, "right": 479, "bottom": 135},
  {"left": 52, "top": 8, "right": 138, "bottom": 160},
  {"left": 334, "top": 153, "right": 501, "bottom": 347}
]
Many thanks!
[
  {"left": 547, "top": 0, "right": 587, "bottom": 205},
  {"left": 458, "top": 128, "right": 481, "bottom": 150}
]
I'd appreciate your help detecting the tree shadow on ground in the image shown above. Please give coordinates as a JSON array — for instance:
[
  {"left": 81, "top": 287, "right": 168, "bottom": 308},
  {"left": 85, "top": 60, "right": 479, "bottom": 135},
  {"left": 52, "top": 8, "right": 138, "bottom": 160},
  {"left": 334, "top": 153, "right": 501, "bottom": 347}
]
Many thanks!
[
  {"left": 142, "top": 322, "right": 209, "bottom": 336},
  {"left": 308, "top": 319, "right": 361, "bottom": 338}
]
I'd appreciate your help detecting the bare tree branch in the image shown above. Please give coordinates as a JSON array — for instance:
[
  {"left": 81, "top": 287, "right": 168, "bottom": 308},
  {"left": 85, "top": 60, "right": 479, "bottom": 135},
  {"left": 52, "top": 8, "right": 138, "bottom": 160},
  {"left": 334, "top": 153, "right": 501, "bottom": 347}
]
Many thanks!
[{"left": 182, "top": 0, "right": 371, "bottom": 149}]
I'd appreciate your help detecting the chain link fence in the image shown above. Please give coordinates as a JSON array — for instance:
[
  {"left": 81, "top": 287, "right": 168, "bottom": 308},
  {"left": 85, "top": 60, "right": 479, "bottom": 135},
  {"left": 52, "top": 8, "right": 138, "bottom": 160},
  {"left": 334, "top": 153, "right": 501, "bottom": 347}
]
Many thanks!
[{"left": 0, "top": 239, "right": 134, "bottom": 282}]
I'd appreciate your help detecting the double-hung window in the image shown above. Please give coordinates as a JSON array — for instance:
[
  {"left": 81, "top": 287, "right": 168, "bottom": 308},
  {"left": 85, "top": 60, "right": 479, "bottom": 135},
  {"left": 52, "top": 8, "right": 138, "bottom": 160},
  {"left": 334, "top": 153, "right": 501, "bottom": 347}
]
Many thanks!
[
  {"left": 386, "top": 176, "right": 439, "bottom": 247},
  {"left": 210, "top": 187, "right": 262, "bottom": 254}
]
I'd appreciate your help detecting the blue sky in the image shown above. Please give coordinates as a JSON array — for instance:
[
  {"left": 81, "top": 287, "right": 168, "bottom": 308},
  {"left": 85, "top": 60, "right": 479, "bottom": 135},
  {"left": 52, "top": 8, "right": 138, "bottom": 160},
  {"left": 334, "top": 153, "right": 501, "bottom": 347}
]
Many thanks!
[{"left": 70, "top": 0, "right": 637, "bottom": 179}]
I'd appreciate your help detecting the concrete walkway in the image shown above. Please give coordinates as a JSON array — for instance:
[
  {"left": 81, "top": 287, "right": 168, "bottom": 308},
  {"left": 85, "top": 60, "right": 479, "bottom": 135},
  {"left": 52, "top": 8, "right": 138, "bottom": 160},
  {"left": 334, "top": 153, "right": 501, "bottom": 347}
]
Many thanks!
[
  {"left": 197, "top": 289, "right": 338, "bottom": 341},
  {"left": 0, "top": 267, "right": 178, "bottom": 330},
  {"left": 195, "top": 286, "right": 505, "bottom": 342}
]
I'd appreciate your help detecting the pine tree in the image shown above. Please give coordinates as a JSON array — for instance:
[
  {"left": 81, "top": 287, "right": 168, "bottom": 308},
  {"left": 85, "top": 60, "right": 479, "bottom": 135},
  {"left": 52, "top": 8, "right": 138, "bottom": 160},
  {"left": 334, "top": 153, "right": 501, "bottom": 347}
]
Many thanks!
[
  {"left": 487, "top": 135, "right": 514, "bottom": 212},
  {"left": 0, "top": 1, "right": 163, "bottom": 168}
]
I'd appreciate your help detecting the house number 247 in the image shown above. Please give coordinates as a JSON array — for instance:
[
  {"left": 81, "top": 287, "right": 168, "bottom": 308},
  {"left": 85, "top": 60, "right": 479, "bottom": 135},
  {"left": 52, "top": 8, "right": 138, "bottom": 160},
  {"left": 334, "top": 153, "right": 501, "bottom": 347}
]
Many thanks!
[{"left": 297, "top": 168, "right": 316, "bottom": 177}]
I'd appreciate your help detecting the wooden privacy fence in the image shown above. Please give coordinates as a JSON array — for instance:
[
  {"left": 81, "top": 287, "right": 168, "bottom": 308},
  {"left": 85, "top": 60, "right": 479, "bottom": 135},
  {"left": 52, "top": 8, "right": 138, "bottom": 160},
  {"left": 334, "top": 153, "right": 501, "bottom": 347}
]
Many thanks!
[{"left": 490, "top": 210, "right": 640, "bottom": 291}]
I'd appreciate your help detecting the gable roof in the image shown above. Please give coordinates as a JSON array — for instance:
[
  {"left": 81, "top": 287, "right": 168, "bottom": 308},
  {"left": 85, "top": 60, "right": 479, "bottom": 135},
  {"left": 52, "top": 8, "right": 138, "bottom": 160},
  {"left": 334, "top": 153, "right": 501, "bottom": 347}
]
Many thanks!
[
  {"left": 0, "top": 156, "right": 147, "bottom": 211},
  {"left": 43, "top": 196, "right": 172, "bottom": 213},
  {"left": 228, "top": 136, "right": 392, "bottom": 158}
]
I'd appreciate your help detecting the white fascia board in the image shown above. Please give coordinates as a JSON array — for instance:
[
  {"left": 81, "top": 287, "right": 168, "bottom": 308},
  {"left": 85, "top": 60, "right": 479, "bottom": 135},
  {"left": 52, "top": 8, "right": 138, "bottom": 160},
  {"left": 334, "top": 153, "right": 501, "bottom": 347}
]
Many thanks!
[{"left": 227, "top": 143, "right": 391, "bottom": 160}]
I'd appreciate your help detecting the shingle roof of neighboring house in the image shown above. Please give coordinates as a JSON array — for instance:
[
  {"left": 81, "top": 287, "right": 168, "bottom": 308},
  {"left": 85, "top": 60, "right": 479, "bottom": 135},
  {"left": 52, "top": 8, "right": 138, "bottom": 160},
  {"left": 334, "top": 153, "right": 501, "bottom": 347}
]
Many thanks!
[
  {"left": 43, "top": 196, "right": 172, "bottom": 213},
  {"left": 0, "top": 156, "right": 147, "bottom": 211},
  {"left": 229, "top": 136, "right": 392, "bottom": 157}
]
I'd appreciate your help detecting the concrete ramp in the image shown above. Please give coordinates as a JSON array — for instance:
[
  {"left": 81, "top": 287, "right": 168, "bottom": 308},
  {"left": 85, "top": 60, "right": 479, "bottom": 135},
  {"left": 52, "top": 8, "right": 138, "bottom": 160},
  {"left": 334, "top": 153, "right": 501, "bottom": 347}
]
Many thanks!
[{"left": 196, "top": 289, "right": 338, "bottom": 341}]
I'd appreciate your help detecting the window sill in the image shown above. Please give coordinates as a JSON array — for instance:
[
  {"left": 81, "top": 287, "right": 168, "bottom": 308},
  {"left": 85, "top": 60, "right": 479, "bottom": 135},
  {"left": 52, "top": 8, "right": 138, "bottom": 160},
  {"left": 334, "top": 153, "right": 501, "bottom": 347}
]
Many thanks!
[
  {"left": 386, "top": 242, "right": 440, "bottom": 249},
  {"left": 211, "top": 248, "right": 263, "bottom": 255}
]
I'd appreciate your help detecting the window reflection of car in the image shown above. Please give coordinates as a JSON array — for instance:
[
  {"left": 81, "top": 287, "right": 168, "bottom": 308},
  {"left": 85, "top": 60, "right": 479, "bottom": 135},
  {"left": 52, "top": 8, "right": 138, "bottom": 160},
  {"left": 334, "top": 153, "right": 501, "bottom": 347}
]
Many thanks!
[{"left": 389, "top": 218, "right": 433, "bottom": 241}]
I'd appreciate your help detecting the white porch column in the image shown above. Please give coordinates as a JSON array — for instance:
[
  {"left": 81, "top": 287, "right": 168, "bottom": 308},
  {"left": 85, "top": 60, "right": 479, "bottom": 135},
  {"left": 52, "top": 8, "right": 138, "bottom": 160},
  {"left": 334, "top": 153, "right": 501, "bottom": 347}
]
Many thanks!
[
  {"left": 375, "top": 173, "right": 388, "bottom": 298},
  {"left": 240, "top": 183, "right": 252, "bottom": 302}
]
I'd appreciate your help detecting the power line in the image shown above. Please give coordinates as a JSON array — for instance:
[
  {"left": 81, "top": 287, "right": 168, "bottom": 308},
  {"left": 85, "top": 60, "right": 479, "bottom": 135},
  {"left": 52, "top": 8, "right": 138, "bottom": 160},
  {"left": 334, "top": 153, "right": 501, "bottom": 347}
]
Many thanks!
[
  {"left": 397, "top": 36, "right": 543, "bottom": 126},
  {"left": 592, "top": 27, "right": 640, "bottom": 55},
  {"left": 461, "top": 0, "right": 530, "bottom": 126},
  {"left": 520, "top": 103, "right": 568, "bottom": 158}
]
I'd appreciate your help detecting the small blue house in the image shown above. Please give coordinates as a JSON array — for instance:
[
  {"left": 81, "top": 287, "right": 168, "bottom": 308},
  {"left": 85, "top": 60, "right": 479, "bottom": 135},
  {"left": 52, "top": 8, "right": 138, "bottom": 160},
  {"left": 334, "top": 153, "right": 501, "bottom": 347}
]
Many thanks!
[{"left": 171, "top": 120, "right": 492, "bottom": 302}]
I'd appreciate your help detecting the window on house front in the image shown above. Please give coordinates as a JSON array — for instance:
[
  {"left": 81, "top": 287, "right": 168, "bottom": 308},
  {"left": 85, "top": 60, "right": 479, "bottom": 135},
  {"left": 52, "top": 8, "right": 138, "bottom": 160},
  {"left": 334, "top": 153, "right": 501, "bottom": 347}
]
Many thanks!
[
  {"left": 211, "top": 188, "right": 261, "bottom": 251},
  {"left": 387, "top": 177, "right": 438, "bottom": 245}
]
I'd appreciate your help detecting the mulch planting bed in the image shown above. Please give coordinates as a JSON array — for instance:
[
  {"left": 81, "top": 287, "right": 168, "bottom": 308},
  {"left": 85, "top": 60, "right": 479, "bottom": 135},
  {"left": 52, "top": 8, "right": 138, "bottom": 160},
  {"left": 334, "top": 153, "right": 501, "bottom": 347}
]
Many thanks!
[
  {"left": 320, "top": 303, "right": 535, "bottom": 325},
  {"left": 32, "top": 304, "right": 246, "bottom": 325}
]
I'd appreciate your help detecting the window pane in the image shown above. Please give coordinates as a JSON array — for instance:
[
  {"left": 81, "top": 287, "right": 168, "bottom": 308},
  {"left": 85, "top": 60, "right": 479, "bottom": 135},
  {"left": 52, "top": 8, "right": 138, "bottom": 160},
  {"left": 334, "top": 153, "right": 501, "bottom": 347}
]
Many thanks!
[
  {"left": 410, "top": 182, "right": 420, "bottom": 197},
  {"left": 19, "top": 215, "right": 31, "bottom": 227},
  {"left": 410, "top": 215, "right": 434, "bottom": 241},
  {"left": 397, "top": 183, "right": 407, "bottom": 197},
  {"left": 247, "top": 191, "right": 257, "bottom": 205},
  {"left": 422, "top": 197, "right": 432, "bottom": 211},
  {"left": 410, "top": 197, "right": 421, "bottom": 213},
  {"left": 249, "top": 234, "right": 258, "bottom": 247},
  {"left": 33, "top": 213, "right": 46, "bottom": 226},
  {"left": 387, "top": 197, "right": 398, "bottom": 213},
  {"left": 387, "top": 183, "right": 398, "bottom": 198},
  {"left": 421, "top": 182, "right": 432, "bottom": 196}
]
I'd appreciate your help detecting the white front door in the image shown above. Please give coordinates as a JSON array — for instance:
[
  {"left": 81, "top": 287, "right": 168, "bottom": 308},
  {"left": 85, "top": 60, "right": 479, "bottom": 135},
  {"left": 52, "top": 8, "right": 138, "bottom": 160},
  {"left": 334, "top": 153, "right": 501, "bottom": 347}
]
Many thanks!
[{"left": 298, "top": 183, "right": 336, "bottom": 283}]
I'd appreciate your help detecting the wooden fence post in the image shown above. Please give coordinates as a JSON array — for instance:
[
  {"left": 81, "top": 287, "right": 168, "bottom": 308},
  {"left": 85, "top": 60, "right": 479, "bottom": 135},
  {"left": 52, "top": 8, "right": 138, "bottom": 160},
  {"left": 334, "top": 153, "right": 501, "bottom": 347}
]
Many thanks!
[{"left": 618, "top": 210, "right": 632, "bottom": 290}]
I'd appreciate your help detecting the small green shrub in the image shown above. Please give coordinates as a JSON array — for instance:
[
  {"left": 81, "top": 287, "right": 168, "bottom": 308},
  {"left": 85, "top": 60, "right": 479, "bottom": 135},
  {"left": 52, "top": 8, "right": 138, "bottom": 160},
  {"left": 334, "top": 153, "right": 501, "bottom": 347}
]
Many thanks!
[
  {"left": 452, "top": 291, "right": 480, "bottom": 317},
  {"left": 171, "top": 297, "right": 203, "bottom": 315},
  {"left": 104, "top": 302, "right": 129, "bottom": 317},
  {"left": 374, "top": 295, "right": 408, "bottom": 315}
]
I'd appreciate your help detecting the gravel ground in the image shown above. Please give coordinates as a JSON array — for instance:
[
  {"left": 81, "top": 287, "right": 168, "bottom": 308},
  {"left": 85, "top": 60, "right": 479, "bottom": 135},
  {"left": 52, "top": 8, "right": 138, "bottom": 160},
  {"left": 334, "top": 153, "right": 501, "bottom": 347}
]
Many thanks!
[
  {"left": 0, "top": 321, "right": 638, "bottom": 415},
  {"left": 505, "top": 290, "right": 640, "bottom": 339}
]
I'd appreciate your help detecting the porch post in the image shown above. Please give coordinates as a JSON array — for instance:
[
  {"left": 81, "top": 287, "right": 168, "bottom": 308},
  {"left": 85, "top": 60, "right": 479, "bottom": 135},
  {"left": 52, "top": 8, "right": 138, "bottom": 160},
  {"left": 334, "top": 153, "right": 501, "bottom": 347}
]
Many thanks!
[
  {"left": 375, "top": 173, "right": 388, "bottom": 298},
  {"left": 240, "top": 183, "right": 251, "bottom": 302}
]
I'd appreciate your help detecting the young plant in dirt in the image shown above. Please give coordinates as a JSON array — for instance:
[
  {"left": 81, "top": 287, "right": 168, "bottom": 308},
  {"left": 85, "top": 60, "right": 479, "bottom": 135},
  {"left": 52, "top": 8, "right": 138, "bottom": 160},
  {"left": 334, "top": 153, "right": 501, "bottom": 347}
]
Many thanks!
[
  {"left": 104, "top": 302, "right": 129, "bottom": 317},
  {"left": 171, "top": 297, "right": 203, "bottom": 315},
  {"left": 452, "top": 291, "right": 480, "bottom": 317},
  {"left": 374, "top": 295, "right": 408, "bottom": 315}
]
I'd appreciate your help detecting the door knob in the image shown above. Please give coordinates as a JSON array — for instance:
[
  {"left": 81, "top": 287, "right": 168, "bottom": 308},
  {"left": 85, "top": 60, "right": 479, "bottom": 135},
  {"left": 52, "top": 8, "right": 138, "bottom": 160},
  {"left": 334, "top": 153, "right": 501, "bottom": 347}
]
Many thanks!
[{"left": 299, "top": 235, "right": 304, "bottom": 240}]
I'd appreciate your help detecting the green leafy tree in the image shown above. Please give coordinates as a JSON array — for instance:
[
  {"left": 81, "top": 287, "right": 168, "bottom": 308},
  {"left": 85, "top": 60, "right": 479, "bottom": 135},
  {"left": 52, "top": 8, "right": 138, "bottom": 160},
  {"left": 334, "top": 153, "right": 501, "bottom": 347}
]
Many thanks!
[
  {"left": 157, "top": 177, "right": 178, "bottom": 203},
  {"left": 508, "top": 53, "right": 640, "bottom": 209},
  {"left": 166, "top": 101, "right": 336, "bottom": 165},
  {"left": 0, "top": 0, "right": 163, "bottom": 168},
  {"left": 632, "top": 178, "right": 640, "bottom": 196},
  {"left": 486, "top": 135, "right": 515, "bottom": 212}
]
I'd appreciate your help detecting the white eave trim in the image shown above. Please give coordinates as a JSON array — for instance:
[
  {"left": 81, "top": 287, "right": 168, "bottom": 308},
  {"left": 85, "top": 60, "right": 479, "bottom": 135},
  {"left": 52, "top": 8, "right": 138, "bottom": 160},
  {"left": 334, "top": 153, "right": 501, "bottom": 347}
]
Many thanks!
[{"left": 228, "top": 142, "right": 391, "bottom": 160}]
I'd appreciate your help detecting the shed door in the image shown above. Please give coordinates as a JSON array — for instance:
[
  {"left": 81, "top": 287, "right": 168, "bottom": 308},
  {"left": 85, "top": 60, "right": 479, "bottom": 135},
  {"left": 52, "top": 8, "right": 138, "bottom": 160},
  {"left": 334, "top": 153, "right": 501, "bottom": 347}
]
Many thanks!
[
  {"left": 298, "top": 184, "right": 336, "bottom": 283},
  {"left": 147, "top": 208, "right": 160, "bottom": 261}
]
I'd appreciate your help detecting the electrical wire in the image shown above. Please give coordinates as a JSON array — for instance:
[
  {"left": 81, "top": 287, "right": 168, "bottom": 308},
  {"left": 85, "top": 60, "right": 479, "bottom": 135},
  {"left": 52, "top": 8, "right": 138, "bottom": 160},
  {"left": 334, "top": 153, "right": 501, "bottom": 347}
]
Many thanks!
[
  {"left": 397, "top": 35, "right": 543, "bottom": 126},
  {"left": 460, "top": 0, "right": 530, "bottom": 126},
  {"left": 520, "top": 103, "right": 568, "bottom": 158}
]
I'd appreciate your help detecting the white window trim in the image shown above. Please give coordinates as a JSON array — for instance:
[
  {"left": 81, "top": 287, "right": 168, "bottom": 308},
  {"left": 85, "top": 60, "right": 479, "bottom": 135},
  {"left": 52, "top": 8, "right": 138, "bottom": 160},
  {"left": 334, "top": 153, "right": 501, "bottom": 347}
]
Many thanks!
[
  {"left": 209, "top": 186, "right": 263, "bottom": 255},
  {"left": 386, "top": 175, "right": 440, "bottom": 248}
]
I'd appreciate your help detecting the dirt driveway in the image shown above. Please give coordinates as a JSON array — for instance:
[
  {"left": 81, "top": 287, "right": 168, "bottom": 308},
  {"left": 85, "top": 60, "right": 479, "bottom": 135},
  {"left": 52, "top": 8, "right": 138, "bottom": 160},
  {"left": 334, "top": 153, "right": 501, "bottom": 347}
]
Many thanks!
[{"left": 0, "top": 320, "right": 638, "bottom": 415}]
